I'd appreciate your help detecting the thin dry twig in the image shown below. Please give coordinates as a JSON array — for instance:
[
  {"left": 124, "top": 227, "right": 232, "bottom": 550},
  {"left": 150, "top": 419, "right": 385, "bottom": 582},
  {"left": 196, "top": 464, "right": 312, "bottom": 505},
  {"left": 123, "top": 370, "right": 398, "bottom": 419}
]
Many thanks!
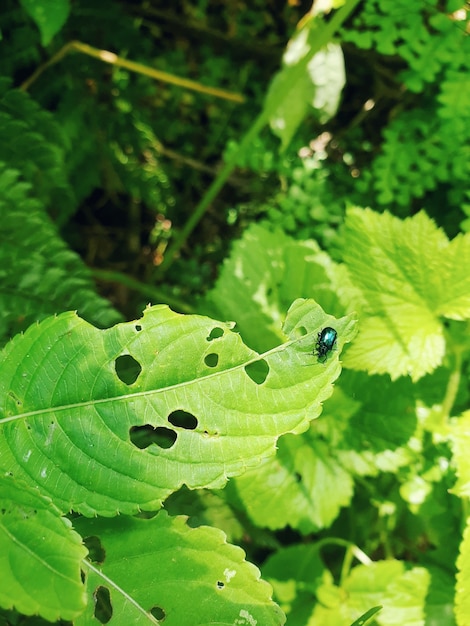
[{"left": 20, "top": 40, "right": 246, "bottom": 104}]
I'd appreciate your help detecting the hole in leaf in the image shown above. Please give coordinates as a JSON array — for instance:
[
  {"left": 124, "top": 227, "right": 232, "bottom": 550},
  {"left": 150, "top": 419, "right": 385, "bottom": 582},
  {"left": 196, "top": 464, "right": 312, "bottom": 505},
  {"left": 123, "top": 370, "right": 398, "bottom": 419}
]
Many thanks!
[
  {"left": 291, "top": 325, "right": 309, "bottom": 342},
  {"left": 93, "top": 586, "right": 113, "bottom": 624},
  {"left": 207, "top": 327, "right": 224, "bottom": 341},
  {"left": 20, "top": 508, "right": 37, "bottom": 520},
  {"left": 83, "top": 535, "right": 106, "bottom": 564},
  {"left": 168, "top": 410, "right": 198, "bottom": 430},
  {"left": 81, "top": 569, "right": 86, "bottom": 583},
  {"left": 204, "top": 353, "right": 219, "bottom": 367},
  {"left": 115, "top": 355, "right": 142, "bottom": 385},
  {"left": 135, "top": 510, "right": 159, "bottom": 519},
  {"left": 203, "top": 430, "right": 219, "bottom": 437},
  {"left": 130, "top": 425, "right": 177, "bottom": 449},
  {"left": 135, "top": 324, "right": 142, "bottom": 331},
  {"left": 216, "top": 581, "right": 225, "bottom": 590},
  {"left": 245, "top": 359, "right": 269, "bottom": 384},
  {"left": 294, "top": 472, "right": 302, "bottom": 483},
  {"left": 150, "top": 606, "right": 166, "bottom": 620},
  {"left": 8, "top": 391, "right": 22, "bottom": 407}
]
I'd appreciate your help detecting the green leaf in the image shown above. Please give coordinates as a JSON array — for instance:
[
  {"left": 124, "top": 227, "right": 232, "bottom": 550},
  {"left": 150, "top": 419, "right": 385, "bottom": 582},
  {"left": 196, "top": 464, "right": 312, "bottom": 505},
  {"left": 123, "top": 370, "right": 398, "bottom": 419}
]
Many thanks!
[
  {"left": 342, "top": 561, "right": 405, "bottom": 622},
  {"left": 349, "top": 605, "right": 382, "bottom": 625},
  {"left": 329, "top": 372, "right": 417, "bottom": 474},
  {"left": 0, "top": 474, "right": 87, "bottom": 622},
  {"left": 378, "top": 565, "right": 429, "bottom": 625},
  {"left": 74, "top": 511, "right": 285, "bottom": 626},
  {"left": 266, "top": 19, "right": 345, "bottom": 150},
  {"left": 456, "top": 516, "right": 470, "bottom": 626},
  {"left": 20, "top": 0, "right": 70, "bottom": 46},
  {"left": 266, "top": 68, "right": 311, "bottom": 153},
  {"left": 370, "top": 104, "right": 470, "bottom": 207},
  {"left": 231, "top": 431, "right": 354, "bottom": 533},
  {"left": 0, "top": 163, "right": 122, "bottom": 342},
  {"left": 262, "top": 543, "right": 326, "bottom": 619},
  {"left": 438, "top": 71, "right": 470, "bottom": 121},
  {"left": 450, "top": 412, "right": 470, "bottom": 499},
  {"left": 342, "top": 208, "right": 470, "bottom": 380},
  {"left": 0, "top": 82, "right": 74, "bottom": 214},
  {"left": 230, "top": 363, "right": 417, "bottom": 537},
  {"left": 203, "top": 222, "right": 351, "bottom": 353},
  {"left": 423, "top": 566, "right": 456, "bottom": 626},
  {"left": 309, "top": 561, "right": 430, "bottom": 625},
  {"left": 263, "top": 543, "right": 326, "bottom": 598},
  {"left": 164, "top": 487, "right": 246, "bottom": 544},
  {"left": 308, "top": 559, "right": 453, "bottom": 626},
  {"left": 0, "top": 301, "right": 355, "bottom": 516},
  {"left": 266, "top": 551, "right": 452, "bottom": 626},
  {"left": 306, "top": 42, "right": 345, "bottom": 121},
  {"left": 346, "top": 562, "right": 454, "bottom": 626}
]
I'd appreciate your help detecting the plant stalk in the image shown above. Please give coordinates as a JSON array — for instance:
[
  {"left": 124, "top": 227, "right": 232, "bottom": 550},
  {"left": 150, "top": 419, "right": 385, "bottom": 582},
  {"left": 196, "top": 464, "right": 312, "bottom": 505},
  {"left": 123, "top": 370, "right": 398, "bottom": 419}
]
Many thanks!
[{"left": 157, "top": 0, "right": 362, "bottom": 273}]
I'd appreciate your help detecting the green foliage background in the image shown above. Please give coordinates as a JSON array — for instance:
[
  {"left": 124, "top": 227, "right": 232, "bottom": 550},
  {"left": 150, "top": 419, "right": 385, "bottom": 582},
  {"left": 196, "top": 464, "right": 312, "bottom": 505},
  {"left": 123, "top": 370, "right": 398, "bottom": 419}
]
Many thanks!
[{"left": 1, "top": 0, "right": 470, "bottom": 624}]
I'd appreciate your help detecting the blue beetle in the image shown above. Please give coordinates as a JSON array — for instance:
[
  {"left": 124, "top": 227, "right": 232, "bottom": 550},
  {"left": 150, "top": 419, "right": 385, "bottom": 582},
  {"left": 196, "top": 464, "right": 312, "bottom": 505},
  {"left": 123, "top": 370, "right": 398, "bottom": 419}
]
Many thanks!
[{"left": 315, "top": 327, "right": 337, "bottom": 363}]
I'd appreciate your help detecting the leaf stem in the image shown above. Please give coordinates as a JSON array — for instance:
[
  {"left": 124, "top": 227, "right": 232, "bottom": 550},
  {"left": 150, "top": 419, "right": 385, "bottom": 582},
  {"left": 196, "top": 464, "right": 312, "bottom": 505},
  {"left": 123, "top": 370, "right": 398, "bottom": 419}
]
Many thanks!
[
  {"left": 20, "top": 40, "right": 245, "bottom": 103},
  {"left": 313, "top": 536, "right": 372, "bottom": 581},
  {"left": 158, "top": 111, "right": 268, "bottom": 272},
  {"left": 441, "top": 349, "right": 462, "bottom": 423}
]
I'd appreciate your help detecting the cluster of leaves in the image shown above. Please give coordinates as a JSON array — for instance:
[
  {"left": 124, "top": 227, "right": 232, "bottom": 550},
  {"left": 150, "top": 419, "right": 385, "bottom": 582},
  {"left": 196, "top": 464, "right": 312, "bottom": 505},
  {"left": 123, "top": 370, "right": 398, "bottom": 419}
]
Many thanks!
[
  {"left": 341, "top": 0, "right": 470, "bottom": 212},
  {"left": 2, "top": 0, "right": 470, "bottom": 625},
  {"left": 0, "top": 79, "right": 121, "bottom": 341},
  {"left": 196, "top": 209, "right": 470, "bottom": 624},
  {"left": 3, "top": 0, "right": 284, "bottom": 293},
  {"left": 3, "top": 200, "right": 470, "bottom": 624},
  {"left": 223, "top": 135, "right": 347, "bottom": 248},
  {"left": 229, "top": 0, "right": 470, "bottom": 240}
]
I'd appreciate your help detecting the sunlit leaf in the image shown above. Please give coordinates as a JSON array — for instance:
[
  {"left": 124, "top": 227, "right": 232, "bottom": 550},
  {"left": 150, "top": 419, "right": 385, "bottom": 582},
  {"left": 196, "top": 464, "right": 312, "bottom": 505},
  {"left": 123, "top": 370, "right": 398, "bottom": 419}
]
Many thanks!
[
  {"left": 0, "top": 300, "right": 355, "bottom": 516},
  {"left": 0, "top": 474, "right": 87, "bottom": 621},
  {"left": 74, "top": 511, "right": 285, "bottom": 626}
]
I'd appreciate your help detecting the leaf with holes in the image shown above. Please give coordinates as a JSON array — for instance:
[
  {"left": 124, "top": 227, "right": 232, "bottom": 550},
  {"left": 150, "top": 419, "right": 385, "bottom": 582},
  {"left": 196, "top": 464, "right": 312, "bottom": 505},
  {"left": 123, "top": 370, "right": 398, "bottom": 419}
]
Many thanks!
[
  {"left": 0, "top": 474, "right": 87, "bottom": 622},
  {"left": 203, "top": 222, "right": 350, "bottom": 354},
  {"left": 0, "top": 299, "right": 355, "bottom": 516},
  {"left": 74, "top": 511, "right": 285, "bottom": 626}
]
